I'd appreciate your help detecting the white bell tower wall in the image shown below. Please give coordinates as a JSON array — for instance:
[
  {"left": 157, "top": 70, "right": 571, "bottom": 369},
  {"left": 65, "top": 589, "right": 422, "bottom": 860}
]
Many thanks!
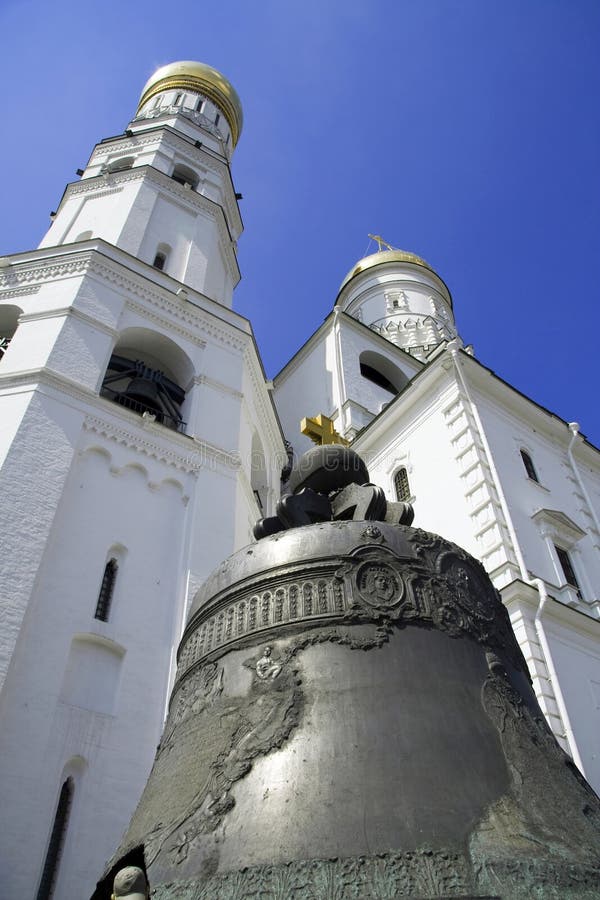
[
  {"left": 0, "top": 62, "right": 284, "bottom": 900},
  {"left": 38, "top": 81, "right": 242, "bottom": 308}
]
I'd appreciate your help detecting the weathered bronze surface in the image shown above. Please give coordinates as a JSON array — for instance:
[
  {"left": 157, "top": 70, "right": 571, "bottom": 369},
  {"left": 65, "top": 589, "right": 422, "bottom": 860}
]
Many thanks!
[{"left": 93, "top": 451, "right": 600, "bottom": 899}]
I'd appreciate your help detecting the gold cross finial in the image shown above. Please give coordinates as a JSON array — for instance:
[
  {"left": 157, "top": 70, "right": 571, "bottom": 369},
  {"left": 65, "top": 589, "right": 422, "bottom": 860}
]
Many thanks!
[
  {"left": 368, "top": 233, "right": 396, "bottom": 252},
  {"left": 300, "top": 413, "right": 349, "bottom": 446}
]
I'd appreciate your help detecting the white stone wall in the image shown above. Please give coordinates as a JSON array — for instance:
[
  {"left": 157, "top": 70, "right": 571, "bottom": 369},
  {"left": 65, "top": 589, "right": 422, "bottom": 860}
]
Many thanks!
[
  {"left": 0, "top": 239, "right": 283, "bottom": 898},
  {"left": 274, "top": 313, "right": 423, "bottom": 456}
]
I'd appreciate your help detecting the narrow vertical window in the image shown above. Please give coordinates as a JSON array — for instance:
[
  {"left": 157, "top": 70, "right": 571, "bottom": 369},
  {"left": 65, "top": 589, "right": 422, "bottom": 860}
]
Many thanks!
[
  {"left": 394, "top": 467, "right": 411, "bottom": 502},
  {"left": 36, "top": 777, "right": 74, "bottom": 900},
  {"left": 554, "top": 545, "right": 582, "bottom": 598},
  {"left": 153, "top": 251, "right": 166, "bottom": 271},
  {"left": 196, "top": 98, "right": 204, "bottom": 112},
  {"left": 95, "top": 559, "right": 118, "bottom": 621},
  {"left": 174, "top": 92, "right": 183, "bottom": 105},
  {"left": 520, "top": 449, "right": 539, "bottom": 482},
  {"left": 214, "top": 112, "right": 220, "bottom": 127}
]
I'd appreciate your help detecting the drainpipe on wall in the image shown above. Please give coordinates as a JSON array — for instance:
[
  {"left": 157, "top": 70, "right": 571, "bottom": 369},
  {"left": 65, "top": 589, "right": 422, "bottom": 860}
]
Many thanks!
[
  {"left": 567, "top": 422, "right": 600, "bottom": 537},
  {"left": 449, "top": 346, "right": 585, "bottom": 773},
  {"left": 532, "top": 577, "right": 586, "bottom": 775}
]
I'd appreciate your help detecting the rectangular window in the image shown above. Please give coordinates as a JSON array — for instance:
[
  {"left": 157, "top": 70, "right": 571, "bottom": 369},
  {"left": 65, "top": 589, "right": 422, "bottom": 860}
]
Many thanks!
[{"left": 554, "top": 545, "right": 582, "bottom": 598}]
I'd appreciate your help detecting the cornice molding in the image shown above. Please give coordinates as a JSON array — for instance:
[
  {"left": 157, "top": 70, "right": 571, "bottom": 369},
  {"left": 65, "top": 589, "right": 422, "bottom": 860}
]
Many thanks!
[
  {"left": 502, "top": 579, "right": 600, "bottom": 638},
  {"left": 123, "top": 297, "right": 207, "bottom": 348},
  {"left": 190, "top": 435, "right": 241, "bottom": 471},
  {"left": 0, "top": 247, "right": 249, "bottom": 354},
  {"left": 0, "top": 284, "right": 41, "bottom": 301},
  {"left": 196, "top": 373, "right": 243, "bottom": 400},
  {"left": 18, "top": 305, "right": 120, "bottom": 339},
  {"left": 85, "top": 255, "right": 247, "bottom": 352},
  {"left": 83, "top": 414, "right": 204, "bottom": 474},
  {"left": 90, "top": 129, "right": 227, "bottom": 182},
  {"left": 90, "top": 133, "right": 163, "bottom": 159},
  {"left": 0, "top": 254, "right": 91, "bottom": 288}
]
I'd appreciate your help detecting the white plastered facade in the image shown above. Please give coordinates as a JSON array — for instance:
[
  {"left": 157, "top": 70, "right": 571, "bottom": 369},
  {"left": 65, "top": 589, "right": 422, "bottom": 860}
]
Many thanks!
[{"left": 0, "top": 79, "right": 283, "bottom": 900}]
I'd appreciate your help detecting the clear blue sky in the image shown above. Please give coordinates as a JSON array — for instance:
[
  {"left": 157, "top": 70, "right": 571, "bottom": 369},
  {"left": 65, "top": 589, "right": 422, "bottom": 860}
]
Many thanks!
[{"left": 1, "top": 1, "right": 599, "bottom": 445}]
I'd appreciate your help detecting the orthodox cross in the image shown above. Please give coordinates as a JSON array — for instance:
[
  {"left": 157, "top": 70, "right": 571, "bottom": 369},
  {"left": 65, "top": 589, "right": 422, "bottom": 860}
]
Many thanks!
[
  {"left": 300, "top": 413, "right": 349, "bottom": 446},
  {"left": 368, "top": 233, "right": 396, "bottom": 252}
]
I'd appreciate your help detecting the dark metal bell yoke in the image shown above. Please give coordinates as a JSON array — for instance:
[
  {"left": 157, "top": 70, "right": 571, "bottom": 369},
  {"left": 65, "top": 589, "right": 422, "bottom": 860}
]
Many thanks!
[{"left": 96, "top": 522, "right": 600, "bottom": 899}]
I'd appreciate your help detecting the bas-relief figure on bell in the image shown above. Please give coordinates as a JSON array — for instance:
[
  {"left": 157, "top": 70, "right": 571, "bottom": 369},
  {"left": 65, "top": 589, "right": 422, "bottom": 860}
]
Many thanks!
[
  {"left": 91, "top": 447, "right": 600, "bottom": 899},
  {"left": 255, "top": 646, "right": 282, "bottom": 680}
]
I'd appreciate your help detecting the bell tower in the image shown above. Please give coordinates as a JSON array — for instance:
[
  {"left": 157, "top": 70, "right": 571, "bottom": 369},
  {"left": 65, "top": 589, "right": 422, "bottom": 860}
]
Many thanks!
[
  {"left": 0, "top": 62, "right": 283, "bottom": 900},
  {"left": 39, "top": 61, "right": 243, "bottom": 307}
]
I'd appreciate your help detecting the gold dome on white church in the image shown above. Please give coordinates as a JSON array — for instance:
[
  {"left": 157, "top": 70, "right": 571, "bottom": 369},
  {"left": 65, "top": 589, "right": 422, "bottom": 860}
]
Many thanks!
[
  {"left": 339, "top": 248, "right": 433, "bottom": 294},
  {"left": 137, "top": 60, "right": 243, "bottom": 146}
]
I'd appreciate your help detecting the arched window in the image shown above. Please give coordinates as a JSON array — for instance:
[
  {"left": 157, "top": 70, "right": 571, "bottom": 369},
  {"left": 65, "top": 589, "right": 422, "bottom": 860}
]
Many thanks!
[
  {"left": 152, "top": 242, "right": 171, "bottom": 272},
  {"left": 360, "top": 362, "right": 397, "bottom": 394},
  {"left": 394, "top": 467, "right": 411, "bottom": 502},
  {"left": 36, "top": 777, "right": 74, "bottom": 900},
  {"left": 104, "top": 156, "right": 134, "bottom": 174},
  {"left": 100, "top": 330, "right": 193, "bottom": 434},
  {"left": 520, "top": 449, "right": 539, "bottom": 482},
  {"left": 95, "top": 558, "right": 118, "bottom": 621},
  {"left": 101, "top": 354, "right": 186, "bottom": 431},
  {"left": 359, "top": 351, "right": 409, "bottom": 397},
  {"left": 171, "top": 164, "right": 199, "bottom": 190}
]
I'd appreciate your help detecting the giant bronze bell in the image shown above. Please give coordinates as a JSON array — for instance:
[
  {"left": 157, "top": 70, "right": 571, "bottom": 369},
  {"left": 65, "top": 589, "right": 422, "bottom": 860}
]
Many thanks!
[{"left": 93, "top": 449, "right": 600, "bottom": 899}]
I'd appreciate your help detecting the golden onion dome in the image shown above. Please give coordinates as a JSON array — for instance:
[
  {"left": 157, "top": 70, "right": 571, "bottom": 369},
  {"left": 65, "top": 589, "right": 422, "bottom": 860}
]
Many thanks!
[
  {"left": 137, "top": 61, "right": 243, "bottom": 146},
  {"left": 338, "top": 249, "right": 433, "bottom": 294}
]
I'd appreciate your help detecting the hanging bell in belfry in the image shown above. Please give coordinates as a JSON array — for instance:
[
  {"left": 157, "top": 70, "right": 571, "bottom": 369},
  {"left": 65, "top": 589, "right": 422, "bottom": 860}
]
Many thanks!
[
  {"left": 92, "top": 449, "right": 600, "bottom": 899},
  {"left": 119, "top": 376, "right": 162, "bottom": 411}
]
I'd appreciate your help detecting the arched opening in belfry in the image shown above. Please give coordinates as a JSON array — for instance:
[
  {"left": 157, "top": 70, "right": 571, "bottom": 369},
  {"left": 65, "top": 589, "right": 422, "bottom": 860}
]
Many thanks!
[
  {"left": 171, "top": 163, "right": 199, "bottom": 190},
  {"left": 104, "top": 156, "right": 135, "bottom": 174},
  {"left": 101, "top": 328, "right": 194, "bottom": 433},
  {"left": 152, "top": 242, "right": 172, "bottom": 271},
  {"left": 359, "top": 350, "right": 409, "bottom": 396},
  {"left": 0, "top": 304, "right": 22, "bottom": 362}
]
